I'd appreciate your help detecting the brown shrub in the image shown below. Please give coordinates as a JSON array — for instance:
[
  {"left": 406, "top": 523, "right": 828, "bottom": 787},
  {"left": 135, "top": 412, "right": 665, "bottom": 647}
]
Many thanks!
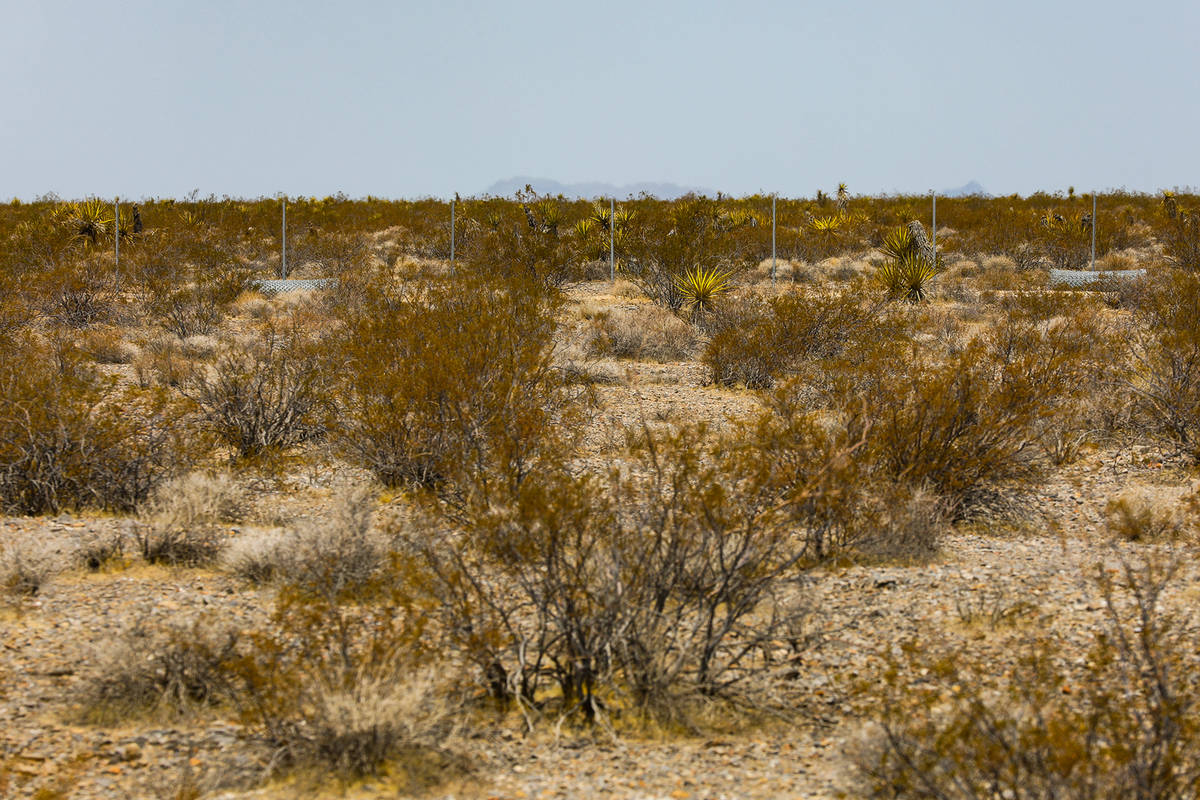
[
  {"left": 851, "top": 343, "right": 1044, "bottom": 514},
  {"left": 81, "top": 616, "right": 241, "bottom": 724},
  {"left": 0, "top": 336, "right": 194, "bottom": 514},
  {"left": 329, "top": 272, "right": 576, "bottom": 507},
  {"left": 703, "top": 288, "right": 891, "bottom": 389},
  {"left": 853, "top": 556, "right": 1200, "bottom": 799},
  {"left": 233, "top": 561, "right": 456, "bottom": 780},
  {"left": 406, "top": 418, "right": 862, "bottom": 726},
  {"left": 585, "top": 304, "right": 697, "bottom": 361},
  {"left": 1125, "top": 269, "right": 1200, "bottom": 456},
  {"left": 180, "top": 319, "right": 330, "bottom": 459}
]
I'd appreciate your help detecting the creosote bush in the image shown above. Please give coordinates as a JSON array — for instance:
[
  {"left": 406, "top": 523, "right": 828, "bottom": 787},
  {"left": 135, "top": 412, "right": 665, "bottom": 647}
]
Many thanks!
[
  {"left": 180, "top": 318, "right": 330, "bottom": 460},
  {"left": 405, "top": 418, "right": 866, "bottom": 727},
  {"left": 0, "top": 336, "right": 193, "bottom": 514},
  {"left": 1125, "top": 268, "right": 1200, "bottom": 457},
  {"left": 854, "top": 556, "right": 1200, "bottom": 799},
  {"left": 703, "top": 288, "right": 890, "bottom": 389},
  {"left": 330, "top": 271, "right": 576, "bottom": 508}
]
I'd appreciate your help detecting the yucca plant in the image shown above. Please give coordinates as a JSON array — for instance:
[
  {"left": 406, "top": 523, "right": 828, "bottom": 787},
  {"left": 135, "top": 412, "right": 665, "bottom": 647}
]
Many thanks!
[
  {"left": 674, "top": 266, "right": 732, "bottom": 315},
  {"left": 57, "top": 199, "right": 113, "bottom": 246},
  {"left": 877, "top": 256, "right": 939, "bottom": 303},
  {"left": 810, "top": 215, "right": 842, "bottom": 235},
  {"left": 836, "top": 182, "right": 850, "bottom": 213}
]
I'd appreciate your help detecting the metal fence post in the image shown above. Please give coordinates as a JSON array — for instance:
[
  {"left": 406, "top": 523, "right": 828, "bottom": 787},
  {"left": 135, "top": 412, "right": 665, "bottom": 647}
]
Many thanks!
[
  {"left": 931, "top": 190, "right": 937, "bottom": 261},
  {"left": 771, "top": 195, "right": 777, "bottom": 285},
  {"left": 450, "top": 198, "right": 455, "bottom": 270},
  {"left": 1091, "top": 192, "right": 1097, "bottom": 269},
  {"left": 114, "top": 199, "right": 119, "bottom": 267},
  {"left": 281, "top": 198, "right": 287, "bottom": 279},
  {"left": 609, "top": 197, "right": 615, "bottom": 282}
]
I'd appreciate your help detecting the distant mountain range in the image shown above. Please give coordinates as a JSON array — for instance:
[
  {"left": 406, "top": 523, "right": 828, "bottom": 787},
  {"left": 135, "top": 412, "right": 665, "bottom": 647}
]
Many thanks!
[
  {"left": 484, "top": 176, "right": 712, "bottom": 199},
  {"left": 484, "top": 176, "right": 992, "bottom": 199},
  {"left": 940, "top": 180, "right": 991, "bottom": 198}
]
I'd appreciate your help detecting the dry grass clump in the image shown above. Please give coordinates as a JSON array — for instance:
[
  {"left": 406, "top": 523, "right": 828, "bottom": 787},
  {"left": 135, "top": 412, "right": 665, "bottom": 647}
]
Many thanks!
[
  {"left": 585, "top": 304, "right": 697, "bottom": 361},
  {"left": 281, "top": 668, "right": 458, "bottom": 782},
  {"left": 1105, "top": 490, "right": 1197, "bottom": 543},
  {"left": 136, "top": 471, "right": 244, "bottom": 566},
  {"left": 0, "top": 538, "right": 76, "bottom": 597},
  {"left": 220, "top": 526, "right": 291, "bottom": 584},
  {"left": 223, "top": 488, "right": 388, "bottom": 592},
  {"left": 80, "top": 616, "right": 241, "bottom": 724},
  {"left": 132, "top": 336, "right": 195, "bottom": 388},
  {"left": 856, "top": 485, "right": 949, "bottom": 561},
  {"left": 76, "top": 528, "right": 128, "bottom": 571},
  {"left": 233, "top": 539, "right": 461, "bottom": 782},
  {"left": 79, "top": 326, "right": 136, "bottom": 364}
]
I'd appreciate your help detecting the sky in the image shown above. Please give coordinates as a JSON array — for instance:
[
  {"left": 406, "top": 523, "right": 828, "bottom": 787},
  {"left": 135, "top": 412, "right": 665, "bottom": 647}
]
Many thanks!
[{"left": 3, "top": 0, "right": 1198, "bottom": 200}]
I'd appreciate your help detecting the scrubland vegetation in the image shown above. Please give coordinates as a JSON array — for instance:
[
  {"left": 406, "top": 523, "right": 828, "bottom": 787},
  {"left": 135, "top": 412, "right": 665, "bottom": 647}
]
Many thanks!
[{"left": 1, "top": 186, "right": 1200, "bottom": 797}]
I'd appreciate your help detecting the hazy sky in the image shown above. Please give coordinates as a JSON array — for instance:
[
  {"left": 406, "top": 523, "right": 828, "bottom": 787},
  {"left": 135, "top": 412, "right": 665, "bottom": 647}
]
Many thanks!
[{"left": 4, "top": 0, "right": 1198, "bottom": 200}]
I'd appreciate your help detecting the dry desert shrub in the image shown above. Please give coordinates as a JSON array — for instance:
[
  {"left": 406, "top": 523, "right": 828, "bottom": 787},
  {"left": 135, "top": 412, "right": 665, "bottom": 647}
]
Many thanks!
[
  {"left": 855, "top": 485, "right": 949, "bottom": 561},
  {"left": 136, "top": 471, "right": 244, "bottom": 566},
  {"left": 220, "top": 526, "right": 291, "bottom": 585},
  {"left": 0, "top": 538, "right": 76, "bottom": 597},
  {"left": 329, "top": 271, "right": 576, "bottom": 507},
  {"left": 0, "top": 336, "right": 194, "bottom": 514},
  {"left": 133, "top": 336, "right": 195, "bottom": 388},
  {"left": 1104, "top": 490, "right": 1198, "bottom": 543},
  {"left": 223, "top": 488, "right": 389, "bottom": 594},
  {"left": 80, "top": 616, "right": 241, "bottom": 724},
  {"left": 853, "top": 556, "right": 1200, "bottom": 799},
  {"left": 585, "top": 304, "right": 697, "bottom": 361},
  {"left": 233, "top": 555, "right": 459, "bottom": 780},
  {"left": 851, "top": 343, "right": 1045, "bottom": 514},
  {"left": 1124, "top": 269, "right": 1200, "bottom": 457},
  {"left": 79, "top": 326, "right": 136, "bottom": 364},
  {"left": 405, "top": 418, "right": 864, "bottom": 727},
  {"left": 621, "top": 195, "right": 763, "bottom": 311},
  {"left": 180, "top": 319, "right": 330, "bottom": 460},
  {"left": 703, "top": 288, "right": 891, "bottom": 389}
]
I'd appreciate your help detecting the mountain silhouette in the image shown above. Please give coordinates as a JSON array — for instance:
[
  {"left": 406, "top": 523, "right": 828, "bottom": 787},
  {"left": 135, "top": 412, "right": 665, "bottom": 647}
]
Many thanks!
[{"left": 484, "top": 176, "right": 713, "bottom": 199}]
